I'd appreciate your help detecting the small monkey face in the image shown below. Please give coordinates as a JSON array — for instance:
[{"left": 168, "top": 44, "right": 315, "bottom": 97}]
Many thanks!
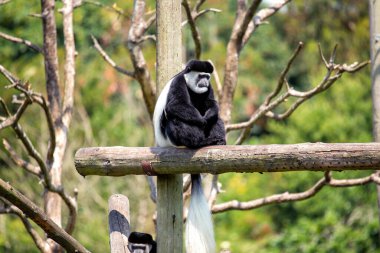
[{"left": 185, "top": 71, "right": 211, "bottom": 94}]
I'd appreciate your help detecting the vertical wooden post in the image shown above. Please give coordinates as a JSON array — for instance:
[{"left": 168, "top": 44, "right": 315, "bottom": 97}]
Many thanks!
[
  {"left": 370, "top": 0, "right": 380, "bottom": 241},
  {"left": 370, "top": 0, "right": 380, "bottom": 140},
  {"left": 156, "top": 0, "right": 183, "bottom": 253},
  {"left": 108, "top": 194, "right": 131, "bottom": 253}
]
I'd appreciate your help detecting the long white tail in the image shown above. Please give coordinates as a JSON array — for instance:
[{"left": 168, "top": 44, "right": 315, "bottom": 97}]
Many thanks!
[{"left": 185, "top": 174, "right": 215, "bottom": 253}]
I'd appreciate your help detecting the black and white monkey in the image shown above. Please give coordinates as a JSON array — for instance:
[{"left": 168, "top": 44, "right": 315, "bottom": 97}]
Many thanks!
[{"left": 153, "top": 60, "right": 226, "bottom": 253}]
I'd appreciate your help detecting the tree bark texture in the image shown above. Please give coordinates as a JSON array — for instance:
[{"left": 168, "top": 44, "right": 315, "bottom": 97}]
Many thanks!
[
  {"left": 370, "top": 0, "right": 380, "bottom": 242},
  {"left": 127, "top": 0, "right": 156, "bottom": 117},
  {"left": 108, "top": 194, "right": 131, "bottom": 253},
  {"left": 40, "top": 3, "right": 63, "bottom": 251},
  {"left": 0, "top": 179, "right": 90, "bottom": 253},
  {"left": 156, "top": 0, "right": 183, "bottom": 252},
  {"left": 75, "top": 143, "right": 380, "bottom": 176}
]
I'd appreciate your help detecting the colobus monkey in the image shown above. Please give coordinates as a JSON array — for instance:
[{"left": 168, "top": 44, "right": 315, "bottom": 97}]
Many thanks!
[
  {"left": 128, "top": 232, "right": 157, "bottom": 253},
  {"left": 153, "top": 60, "right": 226, "bottom": 253}
]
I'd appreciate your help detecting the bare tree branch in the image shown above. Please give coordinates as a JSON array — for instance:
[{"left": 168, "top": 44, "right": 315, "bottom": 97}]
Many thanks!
[
  {"left": 0, "top": 0, "right": 11, "bottom": 5},
  {"left": 0, "top": 64, "right": 77, "bottom": 235},
  {"left": 145, "top": 13, "right": 156, "bottom": 31},
  {"left": 194, "top": 8, "right": 221, "bottom": 21},
  {"left": 237, "top": 0, "right": 263, "bottom": 44},
  {"left": 0, "top": 65, "right": 57, "bottom": 167},
  {"left": 219, "top": 0, "right": 263, "bottom": 123},
  {"left": 91, "top": 35, "right": 135, "bottom": 78},
  {"left": 40, "top": 2, "right": 63, "bottom": 236},
  {"left": 136, "top": 34, "right": 157, "bottom": 44},
  {"left": 127, "top": 0, "right": 156, "bottom": 117},
  {"left": 208, "top": 59, "right": 223, "bottom": 99},
  {"left": 0, "top": 197, "right": 49, "bottom": 253},
  {"left": 242, "top": 0, "right": 293, "bottom": 47},
  {"left": 0, "top": 180, "right": 90, "bottom": 253},
  {"left": 41, "top": 0, "right": 61, "bottom": 123},
  {"left": 213, "top": 177, "right": 326, "bottom": 213},
  {"left": 62, "top": 0, "right": 76, "bottom": 131},
  {"left": 220, "top": 0, "right": 294, "bottom": 124},
  {"left": 2, "top": 139, "right": 41, "bottom": 176},
  {"left": 0, "top": 97, "right": 31, "bottom": 130},
  {"left": 74, "top": 0, "right": 128, "bottom": 18},
  {"left": 182, "top": 8, "right": 221, "bottom": 26},
  {"left": 0, "top": 31, "right": 43, "bottom": 53},
  {"left": 225, "top": 46, "right": 369, "bottom": 144},
  {"left": 194, "top": 0, "right": 206, "bottom": 12},
  {"left": 263, "top": 41, "right": 304, "bottom": 106},
  {"left": 208, "top": 174, "right": 221, "bottom": 209},
  {"left": 182, "top": 0, "right": 202, "bottom": 59},
  {"left": 212, "top": 171, "right": 380, "bottom": 214}
]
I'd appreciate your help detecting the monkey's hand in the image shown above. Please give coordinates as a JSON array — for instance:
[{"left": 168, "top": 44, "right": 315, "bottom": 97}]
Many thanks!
[{"left": 204, "top": 108, "right": 218, "bottom": 125}]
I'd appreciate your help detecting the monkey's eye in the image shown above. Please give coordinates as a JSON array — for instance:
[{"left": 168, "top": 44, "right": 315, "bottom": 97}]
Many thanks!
[{"left": 185, "top": 67, "right": 191, "bottom": 73}]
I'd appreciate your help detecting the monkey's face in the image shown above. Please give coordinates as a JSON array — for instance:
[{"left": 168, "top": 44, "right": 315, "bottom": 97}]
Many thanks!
[{"left": 184, "top": 71, "right": 211, "bottom": 94}]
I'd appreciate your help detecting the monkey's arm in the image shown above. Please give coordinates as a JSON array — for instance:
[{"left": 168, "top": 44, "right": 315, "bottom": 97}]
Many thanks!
[
  {"left": 204, "top": 86, "right": 220, "bottom": 124},
  {"left": 204, "top": 99, "right": 219, "bottom": 124},
  {"left": 166, "top": 99, "right": 207, "bottom": 127}
]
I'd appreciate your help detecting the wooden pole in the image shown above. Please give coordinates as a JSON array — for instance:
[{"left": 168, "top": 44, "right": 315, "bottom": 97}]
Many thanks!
[
  {"left": 108, "top": 194, "right": 131, "bottom": 253},
  {"left": 156, "top": 0, "right": 182, "bottom": 252},
  {"left": 370, "top": 0, "right": 380, "bottom": 242},
  {"left": 75, "top": 143, "right": 380, "bottom": 176}
]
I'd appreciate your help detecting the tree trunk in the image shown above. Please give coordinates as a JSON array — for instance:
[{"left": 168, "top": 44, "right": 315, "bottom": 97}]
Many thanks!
[{"left": 369, "top": 0, "right": 380, "bottom": 242}]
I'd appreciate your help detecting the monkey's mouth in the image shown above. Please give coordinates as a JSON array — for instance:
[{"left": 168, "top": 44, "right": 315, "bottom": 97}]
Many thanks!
[{"left": 197, "top": 79, "right": 209, "bottom": 88}]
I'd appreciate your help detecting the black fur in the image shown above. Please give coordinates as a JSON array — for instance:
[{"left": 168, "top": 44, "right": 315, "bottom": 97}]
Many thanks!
[
  {"left": 128, "top": 232, "right": 156, "bottom": 253},
  {"left": 185, "top": 60, "right": 214, "bottom": 74},
  {"left": 161, "top": 62, "right": 226, "bottom": 149}
]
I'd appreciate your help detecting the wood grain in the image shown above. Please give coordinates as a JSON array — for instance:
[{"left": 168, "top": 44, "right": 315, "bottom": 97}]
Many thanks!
[{"left": 75, "top": 143, "right": 380, "bottom": 176}]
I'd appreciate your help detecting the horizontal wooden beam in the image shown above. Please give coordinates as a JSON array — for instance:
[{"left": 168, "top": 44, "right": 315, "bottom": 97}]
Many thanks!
[{"left": 74, "top": 143, "right": 380, "bottom": 177}]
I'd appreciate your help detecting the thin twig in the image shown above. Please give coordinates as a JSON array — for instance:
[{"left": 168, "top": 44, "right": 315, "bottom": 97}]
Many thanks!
[
  {"left": 226, "top": 46, "right": 369, "bottom": 144},
  {"left": 0, "top": 32, "right": 43, "bottom": 53},
  {"left": 208, "top": 59, "right": 222, "bottom": 99},
  {"left": 194, "top": 8, "right": 221, "bottom": 21},
  {"left": 74, "top": 0, "right": 128, "bottom": 17},
  {"left": 212, "top": 171, "right": 379, "bottom": 214},
  {"left": 0, "top": 98, "right": 31, "bottom": 130},
  {"left": 242, "top": 0, "right": 293, "bottom": 47},
  {"left": 208, "top": 174, "right": 221, "bottom": 208},
  {"left": 0, "top": 65, "right": 56, "bottom": 163},
  {"left": 0, "top": 65, "right": 77, "bottom": 234},
  {"left": 0, "top": 198, "right": 48, "bottom": 252},
  {"left": 145, "top": 14, "right": 156, "bottom": 31},
  {"left": 264, "top": 41, "right": 304, "bottom": 106},
  {"left": 0, "top": 180, "right": 90, "bottom": 253},
  {"left": 194, "top": 0, "right": 206, "bottom": 12},
  {"left": 91, "top": 35, "right": 135, "bottom": 78},
  {"left": 136, "top": 34, "right": 156, "bottom": 44},
  {"left": 182, "top": 8, "right": 221, "bottom": 26},
  {"left": 235, "top": 0, "right": 262, "bottom": 45},
  {"left": 2, "top": 139, "right": 41, "bottom": 176},
  {"left": 182, "top": 0, "right": 202, "bottom": 59}
]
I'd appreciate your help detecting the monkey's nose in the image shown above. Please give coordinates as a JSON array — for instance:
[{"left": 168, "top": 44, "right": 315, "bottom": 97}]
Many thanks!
[{"left": 199, "top": 73, "right": 211, "bottom": 80}]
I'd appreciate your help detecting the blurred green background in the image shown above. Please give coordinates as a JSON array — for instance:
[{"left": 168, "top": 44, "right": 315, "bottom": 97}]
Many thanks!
[{"left": 0, "top": 0, "right": 377, "bottom": 252}]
